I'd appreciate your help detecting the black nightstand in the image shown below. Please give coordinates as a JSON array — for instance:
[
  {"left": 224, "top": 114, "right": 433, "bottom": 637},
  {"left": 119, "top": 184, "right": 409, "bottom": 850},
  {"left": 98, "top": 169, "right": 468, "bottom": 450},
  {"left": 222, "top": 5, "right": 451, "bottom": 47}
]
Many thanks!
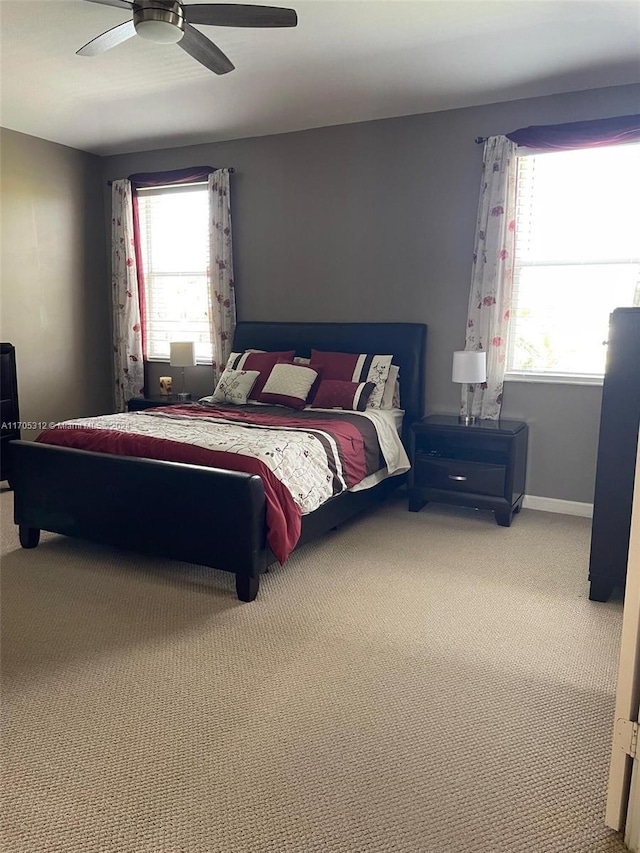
[
  {"left": 127, "top": 395, "right": 193, "bottom": 412},
  {"left": 409, "top": 414, "right": 528, "bottom": 527}
]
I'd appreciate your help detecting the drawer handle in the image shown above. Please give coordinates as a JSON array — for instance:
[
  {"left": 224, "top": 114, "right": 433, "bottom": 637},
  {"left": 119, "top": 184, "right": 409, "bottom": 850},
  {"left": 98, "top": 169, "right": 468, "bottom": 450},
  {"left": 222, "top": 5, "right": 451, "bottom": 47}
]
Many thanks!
[{"left": 448, "top": 475, "right": 468, "bottom": 482}]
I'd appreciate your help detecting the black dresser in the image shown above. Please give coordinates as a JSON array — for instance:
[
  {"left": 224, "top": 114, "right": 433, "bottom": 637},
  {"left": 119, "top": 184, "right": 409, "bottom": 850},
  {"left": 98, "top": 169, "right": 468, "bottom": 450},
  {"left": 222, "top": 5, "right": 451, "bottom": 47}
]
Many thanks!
[
  {"left": 1, "top": 343, "right": 20, "bottom": 482},
  {"left": 588, "top": 308, "right": 640, "bottom": 601}
]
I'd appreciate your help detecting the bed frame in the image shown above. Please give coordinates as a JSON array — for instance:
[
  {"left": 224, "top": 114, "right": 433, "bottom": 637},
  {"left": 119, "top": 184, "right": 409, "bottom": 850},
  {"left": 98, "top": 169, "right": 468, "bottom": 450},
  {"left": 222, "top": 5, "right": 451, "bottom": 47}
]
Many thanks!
[{"left": 9, "top": 322, "right": 427, "bottom": 601}]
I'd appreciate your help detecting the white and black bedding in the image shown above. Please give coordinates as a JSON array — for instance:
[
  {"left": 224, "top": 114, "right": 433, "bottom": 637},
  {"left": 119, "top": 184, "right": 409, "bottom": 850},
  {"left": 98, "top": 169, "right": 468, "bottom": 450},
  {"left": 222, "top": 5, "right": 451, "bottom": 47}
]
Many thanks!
[{"left": 36, "top": 402, "right": 409, "bottom": 563}]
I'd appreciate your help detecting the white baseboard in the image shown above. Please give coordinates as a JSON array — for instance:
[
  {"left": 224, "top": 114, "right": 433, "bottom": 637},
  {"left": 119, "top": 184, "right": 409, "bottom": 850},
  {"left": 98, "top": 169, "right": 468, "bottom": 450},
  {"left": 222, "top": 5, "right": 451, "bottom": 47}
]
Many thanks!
[{"left": 522, "top": 495, "right": 593, "bottom": 518}]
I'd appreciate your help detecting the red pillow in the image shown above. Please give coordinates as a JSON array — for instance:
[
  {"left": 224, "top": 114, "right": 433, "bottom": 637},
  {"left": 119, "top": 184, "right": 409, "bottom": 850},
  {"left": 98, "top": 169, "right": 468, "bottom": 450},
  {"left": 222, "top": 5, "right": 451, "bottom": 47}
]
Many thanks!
[
  {"left": 225, "top": 350, "right": 295, "bottom": 399},
  {"left": 310, "top": 379, "right": 376, "bottom": 412},
  {"left": 309, "top": 350, "right": 393, "bottom": 410},
  {"left": 309, "top": 350, "right": 387, "bottom": 382},
  {"left": 305, "top": 363, "right": 324, "bottom": 404}
]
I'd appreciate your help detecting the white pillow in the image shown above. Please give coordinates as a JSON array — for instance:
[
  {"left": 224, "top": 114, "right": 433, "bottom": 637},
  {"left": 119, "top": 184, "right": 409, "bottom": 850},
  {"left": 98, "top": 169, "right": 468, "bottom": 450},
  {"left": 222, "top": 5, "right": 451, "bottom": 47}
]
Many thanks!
[
  {"left": 208, "top": 368, "right": 260, "bottom": 405},
  {"left": 380, "top": 365, "right": 400, "bottom": 409},
  {"left": 258, "top": 362, "right": 319, "bottom": 410},
  {"left": 392, "top": 378, "right": 401, "bottom": 409},
  {"left": 364, "top": 356, "right": 394, "bottom": 409}
]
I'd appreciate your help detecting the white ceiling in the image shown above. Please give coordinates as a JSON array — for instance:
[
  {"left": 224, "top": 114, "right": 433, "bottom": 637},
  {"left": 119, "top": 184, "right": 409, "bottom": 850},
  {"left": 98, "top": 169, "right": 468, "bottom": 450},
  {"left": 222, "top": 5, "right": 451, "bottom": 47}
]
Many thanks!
[{"left": 1, "top": 0, "right": 639, "bottom": 156}]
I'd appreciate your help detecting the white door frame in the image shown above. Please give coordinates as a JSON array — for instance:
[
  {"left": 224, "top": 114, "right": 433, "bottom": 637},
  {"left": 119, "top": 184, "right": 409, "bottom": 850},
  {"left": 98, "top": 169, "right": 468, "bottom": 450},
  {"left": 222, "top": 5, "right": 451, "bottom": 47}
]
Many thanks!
[{"left": 606, "top": 430, "right": 640, "bottom": 832}]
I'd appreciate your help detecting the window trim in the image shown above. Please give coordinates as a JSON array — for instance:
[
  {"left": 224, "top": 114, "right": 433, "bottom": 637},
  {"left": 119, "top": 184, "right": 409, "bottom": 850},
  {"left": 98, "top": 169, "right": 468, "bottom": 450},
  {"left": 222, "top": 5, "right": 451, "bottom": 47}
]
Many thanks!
[
  {"left": 135, "top": 182, "right": 213, "bottom": 364},
  {"left": 504, "top": 370, "right": 604, "bottom": 386}
]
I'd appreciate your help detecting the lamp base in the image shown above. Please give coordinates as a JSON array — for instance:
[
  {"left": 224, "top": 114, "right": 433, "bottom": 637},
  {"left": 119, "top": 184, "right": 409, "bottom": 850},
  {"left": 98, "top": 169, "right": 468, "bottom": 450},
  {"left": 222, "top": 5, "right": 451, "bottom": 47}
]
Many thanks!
[
  {"left": 177, "top": 392, "right": 192, "bottom": 401},
  {"left": 458, "top": 414, "right": 477, "bottom": 426}
]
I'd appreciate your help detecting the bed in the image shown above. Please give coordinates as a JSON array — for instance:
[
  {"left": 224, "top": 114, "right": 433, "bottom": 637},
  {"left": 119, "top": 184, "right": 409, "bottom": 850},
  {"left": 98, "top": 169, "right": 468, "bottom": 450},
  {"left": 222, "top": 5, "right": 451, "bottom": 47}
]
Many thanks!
[{"left": 9, "top": 322, "right": 427, "bottom": 601}]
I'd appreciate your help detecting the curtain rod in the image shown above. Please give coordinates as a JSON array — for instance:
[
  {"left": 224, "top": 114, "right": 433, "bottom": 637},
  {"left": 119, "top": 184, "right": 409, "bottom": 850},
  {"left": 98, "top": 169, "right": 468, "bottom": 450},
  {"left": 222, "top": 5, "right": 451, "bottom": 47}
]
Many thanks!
[
  {"left": 107, "top": 167, "right": 234, "bottom": 187},
  {"left": 475, "top": 137, "right": 486, "bottom": 144}
]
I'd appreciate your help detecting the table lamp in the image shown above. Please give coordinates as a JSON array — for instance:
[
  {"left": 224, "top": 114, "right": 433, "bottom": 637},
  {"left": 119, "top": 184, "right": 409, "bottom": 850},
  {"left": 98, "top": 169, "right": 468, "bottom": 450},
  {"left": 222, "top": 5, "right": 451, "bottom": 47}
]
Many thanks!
[
  {"left": 170, "top": 341, "right": 196, "bottom": 401},
  {"left": 452, "top": 350, "right": 486, "bottom": 425}
]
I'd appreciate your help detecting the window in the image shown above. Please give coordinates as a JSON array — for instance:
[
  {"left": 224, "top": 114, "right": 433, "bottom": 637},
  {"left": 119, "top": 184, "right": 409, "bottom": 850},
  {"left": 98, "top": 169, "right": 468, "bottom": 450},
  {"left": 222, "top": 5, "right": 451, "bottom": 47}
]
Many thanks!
[
  {"left": 136, "top": 184, "right": 212, "bottom": 362},
  {"left": 507, "top": 143, "right": 640, "bottom": 382}
]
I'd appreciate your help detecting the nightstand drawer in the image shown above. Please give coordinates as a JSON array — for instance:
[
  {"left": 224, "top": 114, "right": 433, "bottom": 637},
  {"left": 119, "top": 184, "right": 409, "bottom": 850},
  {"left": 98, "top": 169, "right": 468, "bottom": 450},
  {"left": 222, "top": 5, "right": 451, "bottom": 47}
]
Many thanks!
[
  {"left": 424, "top": 431, "right": 509, "bottom": 465},
  {"left": 415, "top": 456, "right": 506, "bottom": 497}
]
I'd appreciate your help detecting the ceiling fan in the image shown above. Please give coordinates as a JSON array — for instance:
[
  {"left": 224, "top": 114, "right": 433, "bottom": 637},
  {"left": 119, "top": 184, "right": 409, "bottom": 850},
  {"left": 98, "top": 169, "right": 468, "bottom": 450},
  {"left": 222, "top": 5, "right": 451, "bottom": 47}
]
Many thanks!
[{"left": 77, "top": 0, "right": 298, "bottom": 75}]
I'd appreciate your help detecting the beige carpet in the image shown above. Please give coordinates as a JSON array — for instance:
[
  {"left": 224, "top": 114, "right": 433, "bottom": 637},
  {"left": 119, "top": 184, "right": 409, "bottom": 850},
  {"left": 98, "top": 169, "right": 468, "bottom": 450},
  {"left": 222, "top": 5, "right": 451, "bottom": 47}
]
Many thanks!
[{"left": 0, "top": 488, "right": 627, "bottom": 853}]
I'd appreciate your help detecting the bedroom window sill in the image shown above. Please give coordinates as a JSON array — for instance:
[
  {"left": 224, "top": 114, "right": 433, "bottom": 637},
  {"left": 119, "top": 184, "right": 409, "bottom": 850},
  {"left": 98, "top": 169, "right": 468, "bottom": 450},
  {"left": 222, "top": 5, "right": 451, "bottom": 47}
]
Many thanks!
[
  {"left": 504, "top": 372, "right": 604, "bottom": 386},
  {"left": 146, "top": 357, "right": 213, "bottom": 366}
]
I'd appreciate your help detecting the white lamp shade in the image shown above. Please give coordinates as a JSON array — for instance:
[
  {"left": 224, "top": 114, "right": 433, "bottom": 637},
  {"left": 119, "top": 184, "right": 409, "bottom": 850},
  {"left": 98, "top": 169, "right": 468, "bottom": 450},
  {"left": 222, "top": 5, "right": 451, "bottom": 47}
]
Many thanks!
[
  {"left": 170, "top": 341, "right": 196, "bottom": 368},
  {"left": 452, "top": 350, "right": 486, "bottom": 384}
]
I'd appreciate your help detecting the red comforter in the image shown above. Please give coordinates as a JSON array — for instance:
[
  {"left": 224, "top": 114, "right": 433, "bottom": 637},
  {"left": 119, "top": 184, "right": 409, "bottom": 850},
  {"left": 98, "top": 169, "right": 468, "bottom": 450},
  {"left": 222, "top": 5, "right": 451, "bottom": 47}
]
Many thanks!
[{"left": 36, "top": 404, "right": 383, "bottom": 563}]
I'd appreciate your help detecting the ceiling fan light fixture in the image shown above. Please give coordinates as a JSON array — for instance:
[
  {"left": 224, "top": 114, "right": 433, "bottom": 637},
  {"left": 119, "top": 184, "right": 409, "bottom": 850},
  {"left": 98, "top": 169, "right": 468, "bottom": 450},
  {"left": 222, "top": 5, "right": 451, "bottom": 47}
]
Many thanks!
[
  {"left": 78, "top": 0, "right": 298, "bottom": 73},
  {"left": 133, "top": 4, "right": 185, "bottom": 44},
  {"left": 134, "top": 18, "right": 183, "bottom": 43}
]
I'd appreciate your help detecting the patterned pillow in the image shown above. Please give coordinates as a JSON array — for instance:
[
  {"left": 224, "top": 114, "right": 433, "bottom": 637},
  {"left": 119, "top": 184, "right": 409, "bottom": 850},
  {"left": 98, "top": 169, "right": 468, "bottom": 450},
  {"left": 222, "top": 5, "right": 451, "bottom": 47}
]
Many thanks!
[
  {"left": 225, "top": 350, "right": 295, "bottom": 399},
  {"left": 310, "top": 379, "right": 376, "bottom": 412},
  {"left": 392, "top": 378, "right": 401, "bottom": 409},
  {"left": 258, "top": 363, "right": 320, "bottom": 410},
  {"left": 380, "top": 365, "right": 400, "bottom": 409},
  {"left": 208, "top": 368, "right": 260, "bottom": 405},
  {"left": 309, "top": 351, "right": 393, "bottom": 409}
]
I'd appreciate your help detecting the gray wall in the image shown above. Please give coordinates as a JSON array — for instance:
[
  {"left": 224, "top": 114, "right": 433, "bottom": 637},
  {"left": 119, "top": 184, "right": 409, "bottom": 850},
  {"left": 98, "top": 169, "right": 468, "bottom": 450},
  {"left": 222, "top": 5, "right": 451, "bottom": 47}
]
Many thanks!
[
  {"left": 0, "top": 128, "right": 111, "bottom": 441},
  {"left": 102, "top": 82, "right": 640, "bottom": 503}
]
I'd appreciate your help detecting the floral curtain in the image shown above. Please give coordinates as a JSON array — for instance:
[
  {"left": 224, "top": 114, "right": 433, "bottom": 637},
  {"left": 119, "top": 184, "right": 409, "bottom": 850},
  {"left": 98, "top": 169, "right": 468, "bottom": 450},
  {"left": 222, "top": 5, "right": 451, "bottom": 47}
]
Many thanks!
[
  {"left": 111, "top": 180, "right": 144, "bottom": 411},
  {"left": 463, "top": 135, "right": 517, "bottom": 420},
  {"left": 208, "top": 169, "right": 236, "bottom": 381}
]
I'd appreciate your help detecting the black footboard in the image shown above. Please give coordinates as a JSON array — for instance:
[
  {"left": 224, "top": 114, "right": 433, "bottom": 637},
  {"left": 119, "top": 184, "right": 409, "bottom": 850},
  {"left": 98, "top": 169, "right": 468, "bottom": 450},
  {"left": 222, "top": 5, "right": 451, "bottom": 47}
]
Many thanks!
[{"left": 9, "top": 441, "right": 268, "bottom": 601}]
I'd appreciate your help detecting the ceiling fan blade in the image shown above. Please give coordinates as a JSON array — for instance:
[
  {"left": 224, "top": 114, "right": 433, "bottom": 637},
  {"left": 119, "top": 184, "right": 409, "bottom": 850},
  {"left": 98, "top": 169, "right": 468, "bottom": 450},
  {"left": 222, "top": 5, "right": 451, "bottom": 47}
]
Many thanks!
[
  {"left": 178, "top": 23, "right": 235, "bottom": 74},
  {"left": 82, "top": 0, "right": 133, "bottom": 9},
  {"left": 185, "top": 4, "right": 297, "bottom": 28},
  {"left": 76, "top": 20, "right": 137, "bottom": 56}
]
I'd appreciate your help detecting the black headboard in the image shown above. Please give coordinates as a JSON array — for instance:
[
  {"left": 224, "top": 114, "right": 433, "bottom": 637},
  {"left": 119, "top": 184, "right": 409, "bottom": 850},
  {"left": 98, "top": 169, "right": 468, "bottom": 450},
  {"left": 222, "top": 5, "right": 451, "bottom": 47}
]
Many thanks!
[{"left": 233, "top": 322, "right": 427, "bottom": 440}]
